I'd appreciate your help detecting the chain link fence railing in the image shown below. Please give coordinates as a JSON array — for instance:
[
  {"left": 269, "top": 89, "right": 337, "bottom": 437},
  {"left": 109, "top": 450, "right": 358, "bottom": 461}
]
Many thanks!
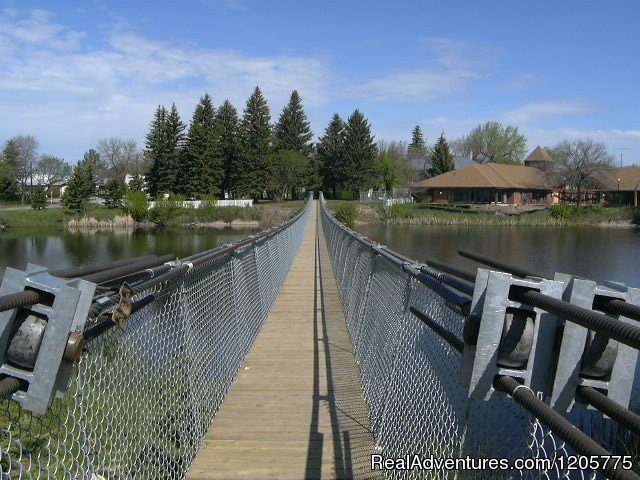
[
  {"left": 319, "top": 195, "right": 635, "bottom": 480},
  {"left": 0, "top": 199, "right": 312, "bottom": 479}
]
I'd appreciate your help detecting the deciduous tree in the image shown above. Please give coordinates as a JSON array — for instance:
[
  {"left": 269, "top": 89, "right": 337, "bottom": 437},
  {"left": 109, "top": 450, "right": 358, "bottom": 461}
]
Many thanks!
[
  {"left": 454, "top": 121, "right": 527, "bottom": 164},
  {"left": 375, "top": 141, "right": 412, "bottom": 194},
  {"left": 551, "top": 139, "right": 614, "bottom": 206}
]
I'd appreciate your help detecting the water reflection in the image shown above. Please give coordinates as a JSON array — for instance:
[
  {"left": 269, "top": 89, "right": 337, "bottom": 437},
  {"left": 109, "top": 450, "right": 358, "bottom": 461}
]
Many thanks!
[
  {"left": 0, "top": 227, "right": 259, "bottom": 276},
  {"left": 356, "top": 224, "right": 640, "bottom": 288}
]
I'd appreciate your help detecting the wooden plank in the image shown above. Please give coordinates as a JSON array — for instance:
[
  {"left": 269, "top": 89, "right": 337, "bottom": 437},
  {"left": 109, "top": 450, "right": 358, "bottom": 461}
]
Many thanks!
[{"left": 187, "top": 201, "right": 381, "bottom": 480}]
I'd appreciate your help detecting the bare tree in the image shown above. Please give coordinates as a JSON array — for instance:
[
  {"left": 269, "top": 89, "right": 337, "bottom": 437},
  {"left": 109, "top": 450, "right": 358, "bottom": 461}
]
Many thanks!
[
  {"left": 98, "top": 138, "right": 139, "bottom": 180},
  {"left": 12, "top": 135, "right": 39, "bottom": 204},
  {"left": 551, "top": 139, "right": 614, "bottom": 206},
  {"left": 36, "top": 155, "right": 72, "bottom": 189}
]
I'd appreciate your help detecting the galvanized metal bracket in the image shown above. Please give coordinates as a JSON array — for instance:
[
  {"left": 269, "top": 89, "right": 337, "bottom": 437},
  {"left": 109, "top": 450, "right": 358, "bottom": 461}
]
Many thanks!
[
  {"left": 550, "top": 274, "right": 639, "bottom": 412},
  {"left": 460, "top": 268, "right": 564, "bottom": 401},
  {"left": 0, "top": 264, "right": 95, "bottom": 414}
]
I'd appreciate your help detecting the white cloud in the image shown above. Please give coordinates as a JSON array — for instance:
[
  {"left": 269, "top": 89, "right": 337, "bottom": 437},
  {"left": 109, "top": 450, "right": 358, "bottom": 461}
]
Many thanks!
[
  {"left": 0, "top": 9, "right": 334, "bottom": 160},
  {"left": 500, "top": 100, "right": 591, "bottom": 124},
  {"left": 355, "top": 70, "right": 479, "bottom": 103},
  {"left": 352, "top": 38, "right": 493, "bottom": 104}
]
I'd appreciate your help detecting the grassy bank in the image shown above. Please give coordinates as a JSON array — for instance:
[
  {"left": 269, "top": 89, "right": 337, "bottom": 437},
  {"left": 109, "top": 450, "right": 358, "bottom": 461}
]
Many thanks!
[
  {"left": 0, "top": 200, "right": 304, "bottom": 231},
  {"left": 326, "top": 201, "right": 640, "bottom": 227}
]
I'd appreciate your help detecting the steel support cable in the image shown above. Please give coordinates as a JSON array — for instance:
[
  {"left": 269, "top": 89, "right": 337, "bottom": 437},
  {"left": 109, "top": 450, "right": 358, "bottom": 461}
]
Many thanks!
[
  {"left": 576, "top": 386, "right": 640, "bottom": 436},
  {"left": 50, "top": 255, "right": 158, "bottom": 278},
  {"left": 419, "top": 265, "right": 475, "bottom": 297},
  {"left": 494, "top": 375, "right": 640, "bottom": 480},
  {"left": 424, "top": 257, "right": 477, "bottom": 284},
  {"left": 97, "top": 264, "right": 172, "bottom": 290},
  {"left": 0, "top": 290, "right": 41, "bottom": 313},
  {"left": 83, "top": 295, "right": 156, "bottom": 341},
  {"left": 593, "top": 296, "right": 640, "bottom": 324},
  {"left": 458, "top": 248, "right": 539, "bottom": 278},
  {"left": 80, "top": 254, "right": 176, "bottom": 284},
  {"left": 510, "top": 288, "right": 640, "bottom": 352},
  {"left": 0, "top": 376, "right": 24, "bottom": 400},
  {"left": 409, "top": 306, "right": 465, "bottom": 353},
  {"left": 457, "top": 249, "right": 640, "bottom": 323},
  {"left": 133, "top": 264, "right": 191, "bottom": 293}
]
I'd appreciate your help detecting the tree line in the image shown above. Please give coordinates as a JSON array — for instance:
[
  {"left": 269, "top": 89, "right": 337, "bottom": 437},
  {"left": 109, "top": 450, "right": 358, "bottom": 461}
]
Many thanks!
[{"left": 1, "top": 88, "right": 621, "bottom": 212}]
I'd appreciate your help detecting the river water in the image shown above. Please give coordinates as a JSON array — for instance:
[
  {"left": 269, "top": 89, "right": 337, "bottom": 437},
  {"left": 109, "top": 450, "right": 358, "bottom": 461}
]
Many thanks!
[
  {"left": 356, "top": 224, "right": 640, "bottom": 288},
  {"left": 0, "top": 227, "right": 258, "bottom": 277},
  {"left": 1, "top": 224, "right": 638, "bottom": 288}
]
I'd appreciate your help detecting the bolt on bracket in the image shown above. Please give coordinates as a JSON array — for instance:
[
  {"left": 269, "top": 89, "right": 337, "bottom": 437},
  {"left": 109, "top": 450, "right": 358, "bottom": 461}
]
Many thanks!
[{"left": 0, "top": 264, "right": 95, "bottom": 414}]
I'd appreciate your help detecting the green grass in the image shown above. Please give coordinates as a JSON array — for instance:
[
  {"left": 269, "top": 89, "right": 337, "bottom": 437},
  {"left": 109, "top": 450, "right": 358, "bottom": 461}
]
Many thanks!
[
  {"left": 0, "top": 205, "right": 123, "bottom": 229},
  {"left": 0, "top": 200, "right": 306, "bottom": 230}
]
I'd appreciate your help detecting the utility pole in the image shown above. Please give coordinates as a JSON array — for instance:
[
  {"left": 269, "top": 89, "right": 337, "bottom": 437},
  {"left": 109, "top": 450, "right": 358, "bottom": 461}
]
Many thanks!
[{"left": 616, "top": 147, "right": 630, "bottom": 168}]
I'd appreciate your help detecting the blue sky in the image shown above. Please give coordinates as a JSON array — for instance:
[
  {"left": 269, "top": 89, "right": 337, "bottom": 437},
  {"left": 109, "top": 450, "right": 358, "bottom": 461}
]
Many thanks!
[{"left": 1, "top": 0, "right": 639, "bottom": 165}]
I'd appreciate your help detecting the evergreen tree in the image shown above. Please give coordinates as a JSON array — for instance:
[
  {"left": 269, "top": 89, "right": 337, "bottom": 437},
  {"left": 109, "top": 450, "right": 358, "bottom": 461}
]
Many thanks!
[
  {"left": 163, "top": 103, "right": 187, "bottom": 193},
  {"left": 80, "top": 149, "right": 104, "bottom": 186},
  {"left": 128, "top": 174, "right": 146, "bottom": 192},
  {"left": 145, "top": 106, "right": 168, "bottom": 198},
  {"left": 408, "top": 125, "right": 426, "bottom": 160},
  {"left": 62, "top": 154, "right": 98, "bottom": 213},
  {"left": 343, "top": 109, "right": 377, "bottom": 193},
  {"left": 181, "top": 94, "right": 220, "bottom": 198},
  {"left": 429, "top": 133, "right": 455, "bottom": 176},
  {"left": 236, "top": 87, "right": 271, "bottom": 200},
  {"left": 215, "top": 100, "right": 240, "bottom": 196},
  {"left": 144, "top": 103, "right": 185, "bottom": 197},
  {"left": 317, "top": 114, "right": 345, "bottom": 198},
  {"left": 104, "top": 178, "right": 126, "bottom": 208},
  {"left": 30, "top": 185, "right": 46, "bottom": 210},
  {"left": 273, "top": 90, "right": 313, "bottom": 156}
]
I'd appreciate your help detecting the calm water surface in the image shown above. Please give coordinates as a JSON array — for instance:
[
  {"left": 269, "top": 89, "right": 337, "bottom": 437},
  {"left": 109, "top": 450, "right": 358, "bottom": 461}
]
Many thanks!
[
  {"left": 0, "top": 227, "right": 259, "bottom": 277},
  {"left": 356, "top": 224, "right": 640, "bottom": 288}
]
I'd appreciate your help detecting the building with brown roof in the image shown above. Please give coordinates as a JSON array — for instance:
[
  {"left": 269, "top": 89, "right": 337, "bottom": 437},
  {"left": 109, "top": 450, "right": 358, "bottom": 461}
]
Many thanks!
[
  {"left": 411, "top": 162, "right": 640, "bottom": 206},
  {"left": 412, "top": 163, "right": 553, "bottom": 205},
  {"left": 524, "top": 146, "right": 554, "bottom": 170}
]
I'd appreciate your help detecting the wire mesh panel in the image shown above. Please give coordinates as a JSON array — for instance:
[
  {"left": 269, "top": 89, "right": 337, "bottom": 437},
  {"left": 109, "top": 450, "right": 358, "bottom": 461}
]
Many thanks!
[
  {"left": 319, "top": 197, "right": 608, "bottom": 480},
  {"left": 0, "top": 201, "right": 311, "bottom": 479}
]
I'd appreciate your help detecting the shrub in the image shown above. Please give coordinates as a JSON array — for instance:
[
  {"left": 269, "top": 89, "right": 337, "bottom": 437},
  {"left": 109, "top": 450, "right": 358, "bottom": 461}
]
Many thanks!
[
  {"left": 149, "top": 195, "right": 186, "bottom": 226},
  {"left": 123, "top": 191, "right": 149, "bottom": 222},
  {"left": 337, "top": 190, "right": 356, "bottom": 201},
  {"left": 333, "top": 203, "right": 358, "bottom": 228},
  {"left": 633, "top": 208, "right": 640, "bottom": 226},
  {"left": 550, "top": 204, "right": 575, "bottom": 220},
  {"left": 388, "top": 203, "right": 414, "bottom": 219}
]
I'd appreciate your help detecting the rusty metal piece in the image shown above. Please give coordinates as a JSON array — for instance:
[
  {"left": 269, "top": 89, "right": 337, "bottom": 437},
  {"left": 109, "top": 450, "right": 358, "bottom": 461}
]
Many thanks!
[
  {"left": 111, "top": 283, "right": 135, "bottom": 329},
  {"left": 63, "top": 333, "right": 86, "bottom": 362}
]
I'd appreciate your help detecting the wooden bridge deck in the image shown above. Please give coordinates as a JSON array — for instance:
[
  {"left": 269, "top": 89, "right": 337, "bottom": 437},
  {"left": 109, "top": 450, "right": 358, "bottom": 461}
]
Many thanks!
[{"left": 187, "top": 201, "right": 381, "bottom": 480}]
